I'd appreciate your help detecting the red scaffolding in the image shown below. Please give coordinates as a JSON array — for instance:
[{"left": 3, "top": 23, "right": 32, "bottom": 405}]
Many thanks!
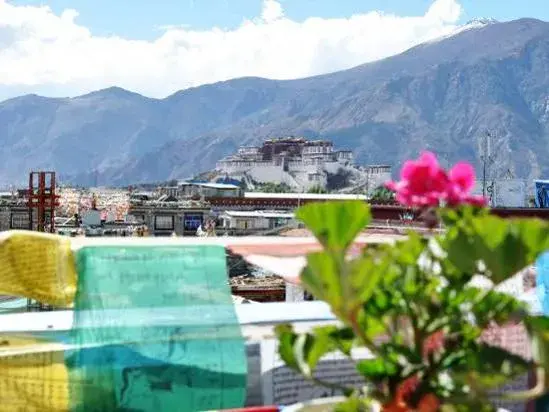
[{"left": 27, "top": 171, "right": 59, "bottom": 233}]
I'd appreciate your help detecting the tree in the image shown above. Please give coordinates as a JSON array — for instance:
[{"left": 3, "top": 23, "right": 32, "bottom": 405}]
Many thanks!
[
  {"left": 307, "top": 185, "right": 328, "bottom": 194},
  {"left": 370, "top": 185, "right": 395, "bottom": 203},
  {"left": 258, "top": 182, "right": 293, "bottom": 193}
]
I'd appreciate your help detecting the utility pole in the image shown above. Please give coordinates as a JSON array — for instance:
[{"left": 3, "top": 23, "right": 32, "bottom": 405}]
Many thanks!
[{"left": 480, "top": 131, "right": 495, "bottom": 199}]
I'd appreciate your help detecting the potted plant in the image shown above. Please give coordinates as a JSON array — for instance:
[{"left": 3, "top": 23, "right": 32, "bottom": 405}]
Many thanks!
[{"left": 275, "top": 152, "right": 549, "bottom": 411}]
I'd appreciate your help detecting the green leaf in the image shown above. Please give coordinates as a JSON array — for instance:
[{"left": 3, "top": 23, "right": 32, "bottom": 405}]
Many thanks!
[
  {"left": 441, "top": 402, "right": 497, "bottom": 412},
  {"left": 276, "top": 324, "right": 300, "bottom": 371},
  {"left": 362, "top": 289, "right": 392, "bottom": 317},
  {"left": 356, "top": 357, "right": 400, "bottom": 384},
  {"left": 438, "top": 257, "right": 475, "bottom": 287},
  {"left": 441, "top": 215, "right": 549, "bottom": 284},
  {"left": 347, "top": 254, "right": 386, "bottom": 303},
  {"left": 470, "top": 289, "right": 525, "bottom": 328},
  {"left": 438, "top": 205, "right": 490, "bottom": 227},
  {"left": 525, "top": 316, "right": 549, "bottom": 343},
  {"left": 314, "top": 325, "right": 357, "bottom": 356},
  {"left": 333, "top": 396, "right": 373, "bottom": 412},
  {"left": 301, "top": 252, "right": 343, "bottom": 310},
  {"left": 296, "top": 201, "right": 371, "bottom": 253},
  {"left": 301, "top": 249, "right": 384, "bottom": 316},
  {"left": 355, "top": 307, "right": 388, "bottom": 343},
  {"left": 275, "top": 324, "right": 340, "bottom": 378},
  {"left": 474, "top": 216, "right": 549, "bottom": 283},
  {"left": 384, "top": 342, "right": 423, "bottom": 365},
  {"left": 439, "top": 228, "right": 478, "bottom": 276},
  {"left": 525, "top": 316, "right": 549, "bottom": 376},
  {"left": 524, "top": 316, "right": 549, "bottom": 401},
  {"left": 452, "top": 343, "right": 533, "bottom": 390},
  {"left": 389, "top": 232, "right": 428, "bottom": 266}
]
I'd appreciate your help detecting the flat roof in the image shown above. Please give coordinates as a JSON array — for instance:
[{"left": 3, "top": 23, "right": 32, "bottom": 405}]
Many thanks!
[
  {"left": 181, "top": 182, "right": 240, "bottom": 190},
  {"left": 222, "top": 211, "right": 295, "bottom": 219},
  {"left": 44, "top": 234, "right": 397, "bottom": 249},
  {"left": 200, "top": 183, "right": 240, "bottom": 189},
  {"left": 244, "top": 192, "right": 368, "bottom": 200},
  {"left": 131, "top": 192, "right": 153, "bottom": 197}
]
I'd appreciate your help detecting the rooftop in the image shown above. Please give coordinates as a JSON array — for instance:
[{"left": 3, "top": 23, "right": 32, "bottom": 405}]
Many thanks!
[
  {"left": 221, "top": 211, "right": 295, "bottom": 219},
  {"left": 244, "top": 192, "right": 368, "bottom": 200},
  {"left": 180, "top": 181, "right": 241, "bottom": 189}
]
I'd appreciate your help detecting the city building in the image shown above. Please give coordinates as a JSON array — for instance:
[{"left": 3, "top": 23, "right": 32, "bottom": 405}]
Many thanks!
[
  {"left": 0, "top": 193, "right": 43, "bottom": 231},
  {"left": 128, "top": 196, "right": 212, "bottom": 237},
  {"left": 158, "top": 182, "right": 242, "bottom": 199},
  {"left": 218, "top": 211, "right": 296, "bottom": 234},
  {"left": 215, "top": 137, "right": 391, "bottom": 192}
]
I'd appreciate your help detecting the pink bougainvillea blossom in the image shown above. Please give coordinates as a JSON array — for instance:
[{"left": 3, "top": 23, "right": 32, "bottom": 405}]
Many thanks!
[
  {"left": 386, "top": 152, "right": 449, "bottom": 207},
  {"left": 446, "top": 162, "right": 487, "bottom": 206},
  {"left": 448, "top": 162, "right": 475, "bottom": 194},
  {"left": 386, "top": 152, "right": 487, "bottom": 208}
]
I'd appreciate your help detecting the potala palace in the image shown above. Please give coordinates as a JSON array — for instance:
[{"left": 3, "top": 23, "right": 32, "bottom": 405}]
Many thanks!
[{"left": 215, "top": 137, "right": 391, "bottom": 193}]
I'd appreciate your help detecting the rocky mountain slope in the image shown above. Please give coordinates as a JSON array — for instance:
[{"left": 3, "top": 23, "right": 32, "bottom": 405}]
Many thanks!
[{"left": 1, "top": 18, "right": 549, "bottom": 186}]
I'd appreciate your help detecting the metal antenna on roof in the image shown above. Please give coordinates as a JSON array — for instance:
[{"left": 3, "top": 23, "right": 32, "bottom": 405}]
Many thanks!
[{"left": 480, "top": 131, "right": 495, "bottom": 198}]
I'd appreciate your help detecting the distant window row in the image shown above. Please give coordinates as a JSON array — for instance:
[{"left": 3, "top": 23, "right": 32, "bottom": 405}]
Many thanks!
[{"left": 153, "top": 213, "right": 204, "bottom": 231}]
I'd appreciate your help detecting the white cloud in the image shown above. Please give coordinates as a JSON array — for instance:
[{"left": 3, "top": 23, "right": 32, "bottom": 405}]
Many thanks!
[
  {"left": 0, "top": 0, "right": 463, "bottom": 99},
  {"left": 261, "top": 0, "right": 285, "bottom": 23}
]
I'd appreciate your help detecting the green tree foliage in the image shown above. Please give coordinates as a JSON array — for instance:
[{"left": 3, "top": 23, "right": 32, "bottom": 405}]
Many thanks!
[
  {"left": 370, "top": 186, "right": 395, "bottom": 203},
  {"left": 308, "top": 185, "right": 328, "bottom": 194},
  {"left": 258, "top": 182, "right": 293, "bottom": 193}
]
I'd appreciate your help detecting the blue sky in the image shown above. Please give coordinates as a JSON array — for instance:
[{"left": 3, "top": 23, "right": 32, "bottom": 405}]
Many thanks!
[
  {"left": 11, "top": 0, "right": 548, "bottom": 40},
  {"left": 0, "top": 0, "right": 546, "bottom": 99}
]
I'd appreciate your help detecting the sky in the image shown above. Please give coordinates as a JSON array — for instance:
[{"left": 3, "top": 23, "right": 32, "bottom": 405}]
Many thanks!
[{"left": 0, "top": 0, "right": 546, "bottom": 100}]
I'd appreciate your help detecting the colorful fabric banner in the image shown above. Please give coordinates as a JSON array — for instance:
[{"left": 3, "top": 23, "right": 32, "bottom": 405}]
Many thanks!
[
  {"left": 68, "top": 245, "right": 247, "bottom": 411},
  {"left": 0, "top": 231, "right": 76, "bottom": 307},
  {"left": 0, "top": 334, "right": 69, "bottom": 411}
]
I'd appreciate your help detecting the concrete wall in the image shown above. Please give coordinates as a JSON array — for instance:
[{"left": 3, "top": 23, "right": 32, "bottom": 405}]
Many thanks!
[
  {"left": 247, "top": 165, "right": 285, "bottom": 184},
  {"left": 291, "top": 170, "right": 327, "bottom": 191},
  {"left": 368, "top": 171, "right": 392, "bottom": 192},
  {"left": 218, "top": 156, "right": 392, "bottom": 194},
  {"left": 493, "top": 180, "right": 529, "bottom": 207},
  {"left": 323, "top": 161, "right": 341, "bottom": 175},
  {"left": 217, "top": 160, "right": 277, "bottom": 175},
  {"left": 235, "top": 217, "right": 269, "bottom": 230}
]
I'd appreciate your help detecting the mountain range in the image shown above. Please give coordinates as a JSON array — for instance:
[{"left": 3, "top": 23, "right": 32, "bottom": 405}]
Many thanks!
[{"left": 1, "top": 18, "right": 549, "bottom": 186}]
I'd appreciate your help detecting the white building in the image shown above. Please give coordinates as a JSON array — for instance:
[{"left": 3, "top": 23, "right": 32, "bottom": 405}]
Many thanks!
[
  {"left": 215, "top": 137, "right": 391, "bottom": 192},
  {"left": 158, "top": 182, "right": 242, "bottom": 199}
]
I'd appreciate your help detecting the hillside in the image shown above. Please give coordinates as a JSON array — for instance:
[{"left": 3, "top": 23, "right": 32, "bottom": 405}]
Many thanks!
[{"left": 1, "top": 18, "right": 549, "bottom": 186}]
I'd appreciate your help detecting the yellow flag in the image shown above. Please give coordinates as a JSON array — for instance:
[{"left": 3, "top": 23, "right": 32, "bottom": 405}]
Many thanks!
[
  {"left": 0, "top": 334, "right": 69, "bottom": 412},
  {"left": 0, "top": 231, "right": 76, "bottom": 306}
]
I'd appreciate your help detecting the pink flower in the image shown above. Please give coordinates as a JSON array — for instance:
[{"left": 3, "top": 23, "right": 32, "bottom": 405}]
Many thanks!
[
  {"left": 386, "top": 152, "right": 449, "bottom": 207},
  {"left": 447, "top": 162, "right": 488, "bottom": 207},
  {"left": 386, "top": 152, "right": 488, "bottom": 208},
  {"left": 448, "top": 162, "right": 475, "bottom": 193}
]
